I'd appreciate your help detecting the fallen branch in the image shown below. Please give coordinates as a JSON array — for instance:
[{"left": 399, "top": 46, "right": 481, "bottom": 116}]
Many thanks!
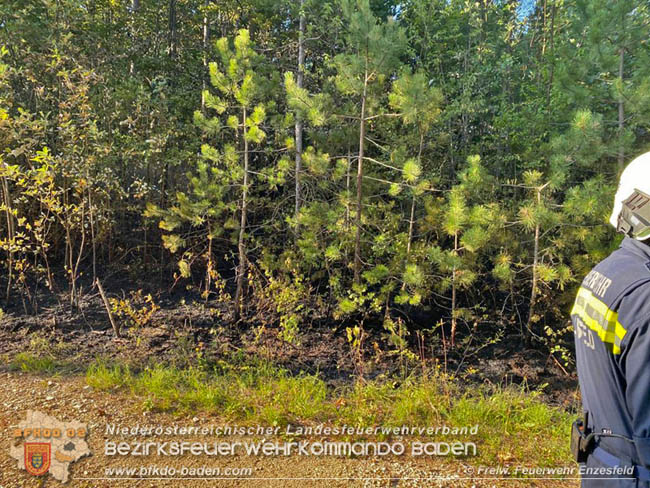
[{"left": 95, "top": 278, "right": 120, "bottom": 338}]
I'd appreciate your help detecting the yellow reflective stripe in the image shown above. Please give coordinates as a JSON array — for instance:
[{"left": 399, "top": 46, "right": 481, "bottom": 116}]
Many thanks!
[
  {"left": 614, "top": 327, "right": 625, "bottom": 348},
  {"left": 571, "top": 287, "right": 628, "bottom": 354}
]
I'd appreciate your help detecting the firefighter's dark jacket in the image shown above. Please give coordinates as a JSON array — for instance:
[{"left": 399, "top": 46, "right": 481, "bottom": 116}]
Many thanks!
[{"left": 573, "top": 237, "right": 650, "bottom": 487}]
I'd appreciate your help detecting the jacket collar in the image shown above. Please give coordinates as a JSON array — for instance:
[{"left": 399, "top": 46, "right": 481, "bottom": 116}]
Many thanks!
[{"left": 620, "top": 236, "right": 650, "bottom": 261}]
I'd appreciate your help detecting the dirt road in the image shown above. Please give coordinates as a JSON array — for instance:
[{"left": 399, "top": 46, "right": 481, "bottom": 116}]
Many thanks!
[{"left": 0, "top": 372, "right": 577, "bottom": 488}]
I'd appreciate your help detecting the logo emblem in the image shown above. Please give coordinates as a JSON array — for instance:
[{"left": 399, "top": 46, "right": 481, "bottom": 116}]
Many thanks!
[
  {"left": 10, "top": 410, "right": 90, "bottom": 482},
  {"left": 24, "top": 443, "right": 51, "bottom": 476}
]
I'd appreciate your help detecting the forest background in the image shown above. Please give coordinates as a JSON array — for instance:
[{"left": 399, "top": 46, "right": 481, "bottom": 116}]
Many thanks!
[{"left": 1, "top": 0, "right": 649, "bottom": 380}]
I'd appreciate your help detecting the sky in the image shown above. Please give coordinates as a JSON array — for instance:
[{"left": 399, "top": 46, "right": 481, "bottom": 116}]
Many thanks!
[
  {"left": 516, "top": 0, "right": 536, "bottom": 19},
  {"left": 393, "top": 1, "right": 537, "bottom": 21}
]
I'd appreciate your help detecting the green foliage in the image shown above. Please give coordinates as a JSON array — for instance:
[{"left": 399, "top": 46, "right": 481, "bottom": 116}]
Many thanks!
[
  {"left": 257, "top": 261, "right": 312, "bottom": 345},
  {"left": 0, "top": 0, "right": 643, "bottom": 358},
  {"left": 284, "top": 71, "right": 327, "bottom": 127},
  {"left": 389, "top": 71, "right": 443, "bottom": 129},
  {"left": 109, "top": 290, "right": 159, "bottom": 336},
  {"left": 332, "top": 0, "right": 407, "bottom": 94}
]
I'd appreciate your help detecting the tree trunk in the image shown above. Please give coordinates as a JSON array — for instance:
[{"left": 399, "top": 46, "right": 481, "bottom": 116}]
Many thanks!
[
  {"left": 87, "top": 184, "right": 97, "bottom": 283},
  {"left": 201, "top": 0, "right": 211, "bottom": 113},
  {"left": 353, "top": 72, "right": 368, "bottom": 284},
  {"left": 72, "top": 199, "right": 87, "bottom": 310},
  {"left": 545, "top": 0, "right": 556, "bottom": 112},
  {"left": 345, "top": 147, "right": 351, "bottom": 229},
  {"left": 526, "top": 187, "right": 543, "bottom": 343},
  {"left": 1, "top": 174, "right": 14, "bottom": 302},
  {"left": 168, "top": 0, "right": 177, "bottom": 59},
  {"left": 618, "top": 47, "right": 625, "bottom": 174},
  {"left": 406, "top": 195, "right": 416, "bottom": 258},
  {"left": 129, "top": 0, "right": 139, "bottom": 75},
  {"left": 294, "top": 0, "right": 305, "bottom": 220},
  {"left": 406, "top": 132, "right": 424, "bottom": 261},
  {"left": 205, "top": 234, "right": 213, "bottom": 299},
  {"left": 460, "top": 21, "right": 471, "bottom": 155},
  {"left": 234, "top": 107, "right": 249, "bottom": 321},
  {"left": 450, "top": 232, "right": 458, "bottom": 347}
]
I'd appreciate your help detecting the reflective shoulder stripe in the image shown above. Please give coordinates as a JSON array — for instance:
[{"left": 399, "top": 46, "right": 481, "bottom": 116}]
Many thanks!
[{"left": 571, "top": 287, "right": 628, "bottom": 354}]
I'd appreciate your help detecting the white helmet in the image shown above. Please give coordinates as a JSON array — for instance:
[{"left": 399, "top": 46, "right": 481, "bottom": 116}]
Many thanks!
[{"left": 610, "top": 151, "right": 650, "bottom": 241}]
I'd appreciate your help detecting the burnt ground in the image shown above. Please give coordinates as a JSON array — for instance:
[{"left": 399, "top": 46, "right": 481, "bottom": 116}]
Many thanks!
[
  {"left": 0, "top": 287, "right": 582, "bottom": 487},
  {"left": 0, "top": 286, "right": 580, "bottom": 411}
]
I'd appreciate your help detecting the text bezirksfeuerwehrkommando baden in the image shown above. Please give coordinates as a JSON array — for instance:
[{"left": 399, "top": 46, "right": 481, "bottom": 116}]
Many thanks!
[{"left": 105, "top": 439, "right": 477, "bottom": 457}]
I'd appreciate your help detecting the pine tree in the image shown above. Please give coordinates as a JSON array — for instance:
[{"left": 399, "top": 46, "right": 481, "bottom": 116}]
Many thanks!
[
  {"left": 197, "top": 28, "right": 270, "bottom": 319},
  {"left": 330, "top": 0, "right": 407, "bottom": 284},
  {"left": 284, "top": 53, "right": 327, "bottom": 222},
  {"left": 148, "top": 29, "right": 271, "bottom": 318},
  {"left": 388, "top": 70, "right": 443, "bottom": 263},
  {"left": 429, "top": 155, "right": 503, "bottom": 347}
]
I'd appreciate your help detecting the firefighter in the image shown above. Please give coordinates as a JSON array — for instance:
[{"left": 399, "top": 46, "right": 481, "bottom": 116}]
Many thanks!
[{"left": 571, "top": 151, "right": 650, "bottom": 487}]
